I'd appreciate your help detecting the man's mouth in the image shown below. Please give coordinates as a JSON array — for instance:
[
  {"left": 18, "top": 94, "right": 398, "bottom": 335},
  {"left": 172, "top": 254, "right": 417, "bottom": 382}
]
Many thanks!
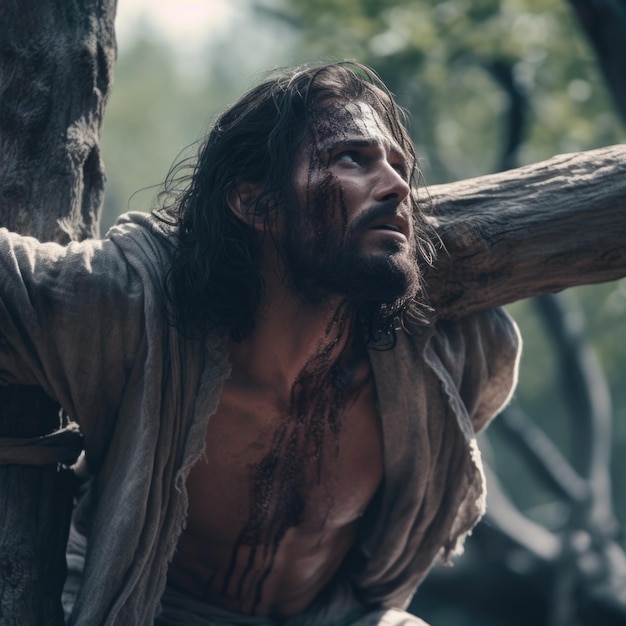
[
  {"left": 372, "top": 223, "right": 402, "bottom": 232},
  {"left": 368, "top": 215, "right": 410, "bottom": 239}
]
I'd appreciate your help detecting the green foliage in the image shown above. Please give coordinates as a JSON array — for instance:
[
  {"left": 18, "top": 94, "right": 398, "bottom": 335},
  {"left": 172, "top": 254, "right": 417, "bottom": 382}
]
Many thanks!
[
  {"left": 100, "top": 34, "right": 212, "bottom": 232},
  {"left": 286, "top": 0, "right": 624, "bottom": 180},
  {"left": 100, "top": 15, "right": 300, "bottom": 231}
]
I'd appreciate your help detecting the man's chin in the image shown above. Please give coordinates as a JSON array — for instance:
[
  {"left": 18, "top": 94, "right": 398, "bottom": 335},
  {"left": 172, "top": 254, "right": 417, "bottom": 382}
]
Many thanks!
[
  {"left": 334, "top": 253, "right": 419, "bottom": 310},
  {"left": 286, "top": 243, "right": 420, "bottom": 310},
  {"left": 349, "top": 276, "right": 418, "bottom": 312}
]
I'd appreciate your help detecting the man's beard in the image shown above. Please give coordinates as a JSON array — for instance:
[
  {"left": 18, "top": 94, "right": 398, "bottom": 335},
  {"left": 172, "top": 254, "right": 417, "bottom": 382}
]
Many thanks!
[{"left": 281, "top": 199, "right": 421, "bottom": 315}]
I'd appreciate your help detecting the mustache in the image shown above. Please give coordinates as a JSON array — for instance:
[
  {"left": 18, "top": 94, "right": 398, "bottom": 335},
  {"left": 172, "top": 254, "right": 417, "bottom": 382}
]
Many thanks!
[{"left": 347, "top": 199, "right": 408, "bottom": 235}]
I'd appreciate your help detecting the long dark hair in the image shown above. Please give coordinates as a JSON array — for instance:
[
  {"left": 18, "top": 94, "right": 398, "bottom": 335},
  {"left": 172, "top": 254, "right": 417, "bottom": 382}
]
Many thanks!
[{"left": 156, "top": 62, "right": 435, "bottom": 341}]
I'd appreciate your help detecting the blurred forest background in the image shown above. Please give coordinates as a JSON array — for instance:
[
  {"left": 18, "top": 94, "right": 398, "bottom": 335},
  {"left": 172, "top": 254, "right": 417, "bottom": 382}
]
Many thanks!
[{"left": 103, "top": 1, "right": 626, "bottom": 624}]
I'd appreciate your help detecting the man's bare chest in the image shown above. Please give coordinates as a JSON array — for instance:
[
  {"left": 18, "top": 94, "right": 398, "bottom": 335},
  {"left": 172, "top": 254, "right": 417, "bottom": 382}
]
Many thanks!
[
  {"left": 169, "top": 350, "right": 385, "bottom": 615},
  {"left": 183, "top": 374, "right": 384, "bottom": 540}
]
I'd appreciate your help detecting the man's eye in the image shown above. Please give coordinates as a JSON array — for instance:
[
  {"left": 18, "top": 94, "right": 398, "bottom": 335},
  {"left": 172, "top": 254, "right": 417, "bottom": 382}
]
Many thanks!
[
  {"left": 335, "top": 151, "right": 359, "bottom": 164},
  {"left": 393, "top": 164, "right": 409, "bottom": 179},
  {"left": 389, "top": 158, "right": 410, "bottom": 179}
]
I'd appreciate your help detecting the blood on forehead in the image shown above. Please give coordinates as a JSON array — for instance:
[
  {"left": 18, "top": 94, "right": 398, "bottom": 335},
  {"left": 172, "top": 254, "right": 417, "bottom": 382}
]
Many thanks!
[{"left": 306, "top": 99, "right": 407, "bottom": 162}]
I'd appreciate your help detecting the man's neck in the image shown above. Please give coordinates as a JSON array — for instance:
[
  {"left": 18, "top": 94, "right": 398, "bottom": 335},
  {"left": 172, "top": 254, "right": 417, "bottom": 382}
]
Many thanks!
[{"left": 228, "top": 278, "right": 356, "bottom": 401}]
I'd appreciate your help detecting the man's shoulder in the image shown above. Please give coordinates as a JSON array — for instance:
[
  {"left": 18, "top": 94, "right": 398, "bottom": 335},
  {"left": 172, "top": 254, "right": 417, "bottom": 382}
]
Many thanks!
[
  {"left": 106, "top": 210, "right": 177, "bottom": 243},
  {"left": 373, "top": 309, "right": 521, "bottom": 433},
  {"left": 432, "top": 308, "right": 521, "bottom": 367},
  {"left": 430, "top": 308, "right": 521, "bottom": 432},
  {"left": 104, "top": 211, "right": 178, "bottom": 267}
]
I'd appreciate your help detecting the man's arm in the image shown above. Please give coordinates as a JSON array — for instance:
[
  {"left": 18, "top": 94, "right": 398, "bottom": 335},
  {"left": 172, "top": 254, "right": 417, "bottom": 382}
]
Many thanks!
[
  {"left": 424, "top": 144, "right": 626, "bottom": 317},
  {"left": 0, "top": 230, "right": 144, "bottom": 452}
]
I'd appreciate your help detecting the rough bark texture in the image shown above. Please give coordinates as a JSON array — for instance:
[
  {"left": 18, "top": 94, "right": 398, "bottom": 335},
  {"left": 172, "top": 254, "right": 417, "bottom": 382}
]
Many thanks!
[
  {"left": 0, "top": 0, "right": 116, "bottom": 242},
  {"left": 0, "top": 392, "right": 79, "bottom": 625},
  {"left": 0, "top": 1, "right": 116, "bottom": 623},
  {"left": 424, "top": 144, "right": 626, "bottom": 318}
]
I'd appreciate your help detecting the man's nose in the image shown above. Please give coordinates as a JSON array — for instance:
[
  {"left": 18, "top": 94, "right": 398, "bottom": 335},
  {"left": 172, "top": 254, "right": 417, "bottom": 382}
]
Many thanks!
[{"left": 374, "top": 162, "right": 411, "bottom": 203}]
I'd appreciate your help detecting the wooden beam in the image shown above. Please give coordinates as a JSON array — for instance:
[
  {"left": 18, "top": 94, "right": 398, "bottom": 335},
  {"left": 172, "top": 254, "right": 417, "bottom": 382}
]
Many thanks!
[{"left": 424, "top": 144, "right": 626, "bottom": 317}]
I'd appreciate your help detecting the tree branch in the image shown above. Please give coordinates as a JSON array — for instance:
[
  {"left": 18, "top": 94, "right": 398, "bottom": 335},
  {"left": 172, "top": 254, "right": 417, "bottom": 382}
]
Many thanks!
[
  {"left": 494, "top": 405, "right": 588, "bottom": 504},
  {"left": 534, "top": 293, "right": 615, "bottom": 532},
  {"left": 424, "top": 144, "right": 626, "bottom": 318}
]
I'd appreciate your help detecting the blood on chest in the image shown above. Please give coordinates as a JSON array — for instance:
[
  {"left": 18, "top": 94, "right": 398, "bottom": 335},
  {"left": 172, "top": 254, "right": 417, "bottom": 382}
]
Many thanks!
[{"left": 183, "top": 375, "right": 384, "bottom": 543}]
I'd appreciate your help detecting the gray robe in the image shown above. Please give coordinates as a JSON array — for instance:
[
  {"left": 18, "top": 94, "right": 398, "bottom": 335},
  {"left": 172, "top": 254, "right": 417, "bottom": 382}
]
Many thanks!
[{"left": 0, "top": 212, "right": 520, "bottom": 625}]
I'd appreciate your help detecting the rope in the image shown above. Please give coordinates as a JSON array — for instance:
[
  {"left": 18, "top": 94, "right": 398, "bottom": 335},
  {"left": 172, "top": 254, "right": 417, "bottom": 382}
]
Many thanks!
[{"left": 0, "top": 421, "right": 83, "bottom": 466}]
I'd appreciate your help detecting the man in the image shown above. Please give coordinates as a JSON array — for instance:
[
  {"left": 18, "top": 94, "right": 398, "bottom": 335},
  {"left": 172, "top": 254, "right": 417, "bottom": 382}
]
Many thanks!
[{"left": 0, "top": 63, "right": 520, "bottom": 624}]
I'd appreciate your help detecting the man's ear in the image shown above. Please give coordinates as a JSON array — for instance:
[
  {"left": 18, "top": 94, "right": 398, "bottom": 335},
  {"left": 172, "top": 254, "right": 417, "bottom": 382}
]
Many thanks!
[{"left": 227, "top": 182, "right": 264, "bottom": 230}]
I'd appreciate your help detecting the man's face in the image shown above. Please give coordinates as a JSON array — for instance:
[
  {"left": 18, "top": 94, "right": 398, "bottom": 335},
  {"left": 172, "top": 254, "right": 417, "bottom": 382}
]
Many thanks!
[{"left": 281, "top": 99, "right": 421, "bottom": 311}]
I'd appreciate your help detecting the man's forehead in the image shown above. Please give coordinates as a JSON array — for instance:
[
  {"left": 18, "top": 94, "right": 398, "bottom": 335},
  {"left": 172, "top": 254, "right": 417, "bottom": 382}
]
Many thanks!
[{"left": 309, "top": 100, "right": 401, "bottom": 152}]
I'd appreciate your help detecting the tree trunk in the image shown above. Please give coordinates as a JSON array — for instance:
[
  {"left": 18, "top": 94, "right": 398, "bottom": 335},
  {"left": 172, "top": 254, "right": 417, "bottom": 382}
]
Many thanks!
[
  {"left": 424, "top": 144, "right": 626, "bottom": 318},
  {"left": 0, "top": 1, "right": 116, "bottom": 623}
]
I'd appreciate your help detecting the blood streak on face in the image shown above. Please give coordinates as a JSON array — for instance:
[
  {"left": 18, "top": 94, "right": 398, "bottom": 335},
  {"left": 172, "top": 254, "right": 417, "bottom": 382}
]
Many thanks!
[{"left": 281, "top": 99, "right": 420, "bottom": 311}]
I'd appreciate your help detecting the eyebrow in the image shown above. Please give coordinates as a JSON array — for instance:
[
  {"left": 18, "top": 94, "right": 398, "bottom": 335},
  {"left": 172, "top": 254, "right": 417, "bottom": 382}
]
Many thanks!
[{"left": 319, "top": 137, "right": 407, "bottom": 161}]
